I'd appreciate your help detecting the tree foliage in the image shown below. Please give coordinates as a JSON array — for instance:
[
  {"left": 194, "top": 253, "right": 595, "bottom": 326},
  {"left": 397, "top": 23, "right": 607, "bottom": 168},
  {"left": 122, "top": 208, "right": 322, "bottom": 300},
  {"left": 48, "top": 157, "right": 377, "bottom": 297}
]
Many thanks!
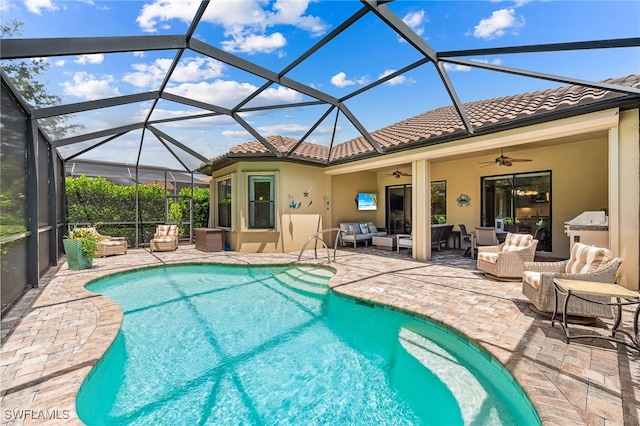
[{"left": 1, "top": 19, "right": 82, "bottom": 139}]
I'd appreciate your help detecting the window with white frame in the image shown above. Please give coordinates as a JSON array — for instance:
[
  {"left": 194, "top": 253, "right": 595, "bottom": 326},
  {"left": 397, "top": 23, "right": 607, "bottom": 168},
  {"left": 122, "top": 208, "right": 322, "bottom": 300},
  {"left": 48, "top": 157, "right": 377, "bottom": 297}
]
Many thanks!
[
  {"left": 248, "top": 175, "right": 275, "bottom": 229},
  {"left": 215, "top": 177, "right": 232, "bottom": 229}
]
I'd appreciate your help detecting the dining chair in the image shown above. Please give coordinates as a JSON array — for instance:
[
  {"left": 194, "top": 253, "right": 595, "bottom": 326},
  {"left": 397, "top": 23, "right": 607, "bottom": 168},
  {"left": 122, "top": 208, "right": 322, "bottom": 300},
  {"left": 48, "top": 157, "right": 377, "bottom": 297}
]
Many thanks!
[
  {"left": 458, "top": 224, "right": 472, "bottom": 256},
  {"left": 471, "top": 227, "right": 498, "bottom": 259}
]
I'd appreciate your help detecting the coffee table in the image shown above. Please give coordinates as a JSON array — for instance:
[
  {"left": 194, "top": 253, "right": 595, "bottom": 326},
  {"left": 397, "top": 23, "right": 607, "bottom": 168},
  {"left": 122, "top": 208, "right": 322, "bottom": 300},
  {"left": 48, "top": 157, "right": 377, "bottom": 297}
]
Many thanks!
[
  {"left": 552, "top": 278, "right": 640, "bottom": 354},
  {"left": 372, "top": 235, "right": 397, "bottom": 251}
]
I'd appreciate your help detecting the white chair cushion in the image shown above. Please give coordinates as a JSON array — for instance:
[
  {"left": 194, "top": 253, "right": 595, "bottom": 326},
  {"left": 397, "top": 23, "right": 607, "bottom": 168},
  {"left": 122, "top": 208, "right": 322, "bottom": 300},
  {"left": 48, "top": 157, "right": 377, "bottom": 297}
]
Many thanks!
[
  {"left": 565, "top": 243, "right": 612, "bottom": 274},
  {"left": 100, "top": 240, "right": 126, "bottom": 247},
  {"left": 478, "top": 252, "right": 499, "bottom": 264},
  {"left": 398, "top": 237, "right": 412, "bottom": 248},
  {"left": 154, "top": 236, "right": 175, "bottom": 243},
  {"left": 502, "top": 233, "right": 533, "bottom": 252},
  {"left": 522, "top": 271, "right": 541, "bottom": 290}
]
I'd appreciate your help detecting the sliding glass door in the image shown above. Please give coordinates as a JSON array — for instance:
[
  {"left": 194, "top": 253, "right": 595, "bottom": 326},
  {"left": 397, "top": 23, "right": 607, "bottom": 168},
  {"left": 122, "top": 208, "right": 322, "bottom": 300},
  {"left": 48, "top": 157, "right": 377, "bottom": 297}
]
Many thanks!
[
  {"left": 481, "top": 171, "right": 552, "bottom": 251},
  {"left": 386, "top": 184, "right": 412, "bottom": 234}
]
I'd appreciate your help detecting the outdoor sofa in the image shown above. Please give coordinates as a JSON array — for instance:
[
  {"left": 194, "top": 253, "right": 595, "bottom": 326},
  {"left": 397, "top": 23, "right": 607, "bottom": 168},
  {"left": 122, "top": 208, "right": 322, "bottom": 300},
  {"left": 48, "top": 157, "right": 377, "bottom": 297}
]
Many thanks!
[{"left": 339, "top": 222, "right": 386, "bottom": 248}]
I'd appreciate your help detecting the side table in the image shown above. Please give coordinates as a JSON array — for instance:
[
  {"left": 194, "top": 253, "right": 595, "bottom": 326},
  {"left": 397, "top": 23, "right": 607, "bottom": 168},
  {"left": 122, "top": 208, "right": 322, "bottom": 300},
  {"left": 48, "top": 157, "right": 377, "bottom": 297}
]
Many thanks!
[
  {"left": 195, "top": 228, "right": 224, "bottom": 252},
  {"left": 552, "top": 278, "right": 640, "bottom": 354},
  {"left": 372, "top": 235, "right": 397, "bottom": 251}
]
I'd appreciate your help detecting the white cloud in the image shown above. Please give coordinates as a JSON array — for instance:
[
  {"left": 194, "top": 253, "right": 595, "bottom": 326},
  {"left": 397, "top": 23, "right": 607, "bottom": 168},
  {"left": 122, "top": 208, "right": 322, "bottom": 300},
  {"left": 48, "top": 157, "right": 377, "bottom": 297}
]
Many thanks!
[
  {"left": 74, "top": 54, "right": 104, "bottom": 65},
  {"left": 256, "top": 85, "right": 303, "bottom": 104},
  {"left": 0, "top": 0, "right": 12, "bottom": 12},
  {"left": 472, "top": 58, "right": 503, "bottom": 66},
  {"left": 146, "top": 108, "right": 236, "bottom": 128},
  {"left": 24, "top": 0, "right": 58, "bottom": 14},
  {"left": 136, "top": 0, "right": 328, "bottom": 55},
  {"left": 256, "top": 123, "right": 335, "bottom": 136},
  {"left": 220, "top": 32, "right": 286, "bottom": 55},
  {"left": 222, "top": 130, "right": 252, "bottom": 140},
  {"left": 473, "top": 8, "right": 524, "bottom": 40},
  {"left": 123, "top": 57, "right": 225, "bottom": 88},
  {"left": 61, "top": 72, "right": 121, "bottom": 100},
  {"left": 443, "top": 63, "right": 471, "bottom": 72},
  {"left": 443, "top": 58, "right": 503, "bottom": 72},
  {"left": 402, "top": 10, "right": 427, "bottom": 36},
  {"left": 166, "top": 79, "right": 302, "bottom": 108},
  {"left": 379, "top": 69, "right": 415, "bottom": 86},
  {"left": 54, "top": 59, "right": 66, "bottom": 67},
  {"left": 330, "top": 72, "right": 355, "bottom": 88}
]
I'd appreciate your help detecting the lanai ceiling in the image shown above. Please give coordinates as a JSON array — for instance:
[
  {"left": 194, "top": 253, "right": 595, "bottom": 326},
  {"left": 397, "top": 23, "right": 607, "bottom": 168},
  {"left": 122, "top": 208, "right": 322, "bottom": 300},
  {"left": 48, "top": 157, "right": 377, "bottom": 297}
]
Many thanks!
[{"left": 2, "top": 0, "right": 639, "bottom": 173}]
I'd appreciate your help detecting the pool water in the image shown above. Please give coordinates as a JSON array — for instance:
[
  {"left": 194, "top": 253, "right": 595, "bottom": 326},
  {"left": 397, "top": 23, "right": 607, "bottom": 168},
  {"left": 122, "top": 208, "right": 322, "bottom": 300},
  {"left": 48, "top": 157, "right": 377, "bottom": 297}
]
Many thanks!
[{"left": 76, "top": 264, "right": 540, "bottom": 425}]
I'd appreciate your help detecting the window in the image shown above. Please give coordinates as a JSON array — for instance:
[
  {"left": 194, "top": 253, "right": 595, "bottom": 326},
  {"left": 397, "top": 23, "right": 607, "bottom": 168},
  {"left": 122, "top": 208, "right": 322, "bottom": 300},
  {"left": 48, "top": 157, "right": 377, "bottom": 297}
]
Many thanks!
[
  {"left": 431, "top": 181, "right": 446, "bottom": 224},
  {"left": 215, "top": 177, "right": 232, "bottom": 229},
  {"left": 248, "top": 175, "right": 275, "bottom": 229}
]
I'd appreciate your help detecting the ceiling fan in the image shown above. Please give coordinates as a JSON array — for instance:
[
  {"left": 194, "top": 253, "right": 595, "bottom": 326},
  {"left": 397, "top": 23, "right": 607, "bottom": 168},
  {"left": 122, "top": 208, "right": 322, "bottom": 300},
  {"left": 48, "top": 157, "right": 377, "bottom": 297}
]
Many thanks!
[
  {"left": 479, "top": 148, "right": 533, "bottom": 167},
  {"left": 386, "top": 167, "right": 412, "bottom": 179}
]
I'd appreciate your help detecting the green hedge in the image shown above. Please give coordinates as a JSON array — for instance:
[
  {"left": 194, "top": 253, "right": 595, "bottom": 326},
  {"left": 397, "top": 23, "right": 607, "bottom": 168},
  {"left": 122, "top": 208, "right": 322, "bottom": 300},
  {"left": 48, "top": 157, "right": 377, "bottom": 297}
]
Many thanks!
[{"left": 66, "top": 176, "right": 209, "bottom": 244}]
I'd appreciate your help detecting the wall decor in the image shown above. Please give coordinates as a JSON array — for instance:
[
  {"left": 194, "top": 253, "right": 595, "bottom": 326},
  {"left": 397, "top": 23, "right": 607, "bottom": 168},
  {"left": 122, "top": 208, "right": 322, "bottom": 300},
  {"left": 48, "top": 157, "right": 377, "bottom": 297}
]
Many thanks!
[{"left": 457, "top": 193, "right": 471, "bottom": 207}]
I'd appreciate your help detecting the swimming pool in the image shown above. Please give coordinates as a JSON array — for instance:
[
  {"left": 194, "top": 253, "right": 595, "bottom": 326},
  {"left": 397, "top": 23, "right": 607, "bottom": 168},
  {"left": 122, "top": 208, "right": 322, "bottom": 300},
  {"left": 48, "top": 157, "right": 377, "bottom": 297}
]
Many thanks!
[{"left": 76, "top": 263, "right": 540, "bottom": 425}]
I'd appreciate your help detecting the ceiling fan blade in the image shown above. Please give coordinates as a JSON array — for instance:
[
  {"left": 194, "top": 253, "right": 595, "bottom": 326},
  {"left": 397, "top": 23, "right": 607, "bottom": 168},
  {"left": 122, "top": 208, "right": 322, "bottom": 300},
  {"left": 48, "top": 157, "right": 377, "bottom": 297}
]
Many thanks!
[{"left": 509, "top": 158, "right": 533, "bottom": 162}]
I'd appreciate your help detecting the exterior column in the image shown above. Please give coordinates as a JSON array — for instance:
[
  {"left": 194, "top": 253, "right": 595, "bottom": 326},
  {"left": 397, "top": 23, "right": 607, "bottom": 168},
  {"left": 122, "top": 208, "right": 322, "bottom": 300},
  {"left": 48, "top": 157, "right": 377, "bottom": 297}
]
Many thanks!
[{"left": 412, "top": 159, "right": 432, "bottom": 261}]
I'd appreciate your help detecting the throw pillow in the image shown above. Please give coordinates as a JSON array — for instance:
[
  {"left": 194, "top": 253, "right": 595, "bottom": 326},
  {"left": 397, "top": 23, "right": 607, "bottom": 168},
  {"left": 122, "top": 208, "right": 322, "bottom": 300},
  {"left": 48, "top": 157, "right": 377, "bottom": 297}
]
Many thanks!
[{"left": 359, "top": 223, "right": 369, "bottom": 234}]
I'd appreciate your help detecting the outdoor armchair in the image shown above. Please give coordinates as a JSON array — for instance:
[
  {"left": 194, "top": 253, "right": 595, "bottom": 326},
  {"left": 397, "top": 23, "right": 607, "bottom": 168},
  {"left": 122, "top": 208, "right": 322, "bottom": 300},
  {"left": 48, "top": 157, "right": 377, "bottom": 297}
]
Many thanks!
[
  {"left": 470, "top": 227, "right": 498, "bottom": 259},
  {"left": 522, "top": 243, "right": 622, "bottom": 319},
  {"left": 396, "top": 234, "right": 413, "bottom": 253},
  {"left": 476, "top": 233, "right": 537, "bottom": 280},
  {"left": 150, "top": 224, "right": 179, "bottom": 252},
  {"left": 76, "top": 227, "right": 127, "bottom": 257}
]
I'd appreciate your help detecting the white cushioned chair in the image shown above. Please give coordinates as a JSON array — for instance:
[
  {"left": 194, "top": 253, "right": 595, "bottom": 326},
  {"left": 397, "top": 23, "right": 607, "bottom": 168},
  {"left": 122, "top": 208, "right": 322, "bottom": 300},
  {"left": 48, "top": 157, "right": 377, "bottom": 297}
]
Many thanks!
[
  {"left": 396, "top": 233, "right": 413, "bottom": 253},
  {"left": 77, "top": 227, "right": 128, "bottom": 257},
  {"left": 477, "top": 233, "right": 538, "bottom": 280},
  {"left": 150, "top": 224, "right": 179, "bottom": 252},
  {"left": 522, "top": 243, "right": 622, "bottom": 319}
]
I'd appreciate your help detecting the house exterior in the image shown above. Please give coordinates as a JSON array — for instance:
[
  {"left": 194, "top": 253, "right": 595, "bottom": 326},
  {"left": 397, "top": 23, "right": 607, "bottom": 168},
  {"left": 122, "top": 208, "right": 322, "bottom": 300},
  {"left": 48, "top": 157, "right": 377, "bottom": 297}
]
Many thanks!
[{"left": 204, "top": 75, "right": 640, "bottom": 290}]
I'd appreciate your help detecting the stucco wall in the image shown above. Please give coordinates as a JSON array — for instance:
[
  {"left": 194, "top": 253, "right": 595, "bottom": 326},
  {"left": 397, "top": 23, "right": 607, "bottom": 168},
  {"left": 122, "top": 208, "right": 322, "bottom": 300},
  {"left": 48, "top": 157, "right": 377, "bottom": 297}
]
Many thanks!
[
  {"left": 331, "top": 171, "right": 380, "bottom": 227},
  {"left": 210, "top": 162, "right": 329, "bottom": 253}
]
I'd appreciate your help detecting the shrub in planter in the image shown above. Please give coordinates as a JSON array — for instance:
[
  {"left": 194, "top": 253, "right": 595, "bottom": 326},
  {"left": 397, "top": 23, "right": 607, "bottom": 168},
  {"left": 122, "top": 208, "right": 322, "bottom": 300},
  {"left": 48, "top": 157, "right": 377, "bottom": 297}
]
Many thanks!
[{"left": 64, "top": 228, "right": 98, "bottom": 270}]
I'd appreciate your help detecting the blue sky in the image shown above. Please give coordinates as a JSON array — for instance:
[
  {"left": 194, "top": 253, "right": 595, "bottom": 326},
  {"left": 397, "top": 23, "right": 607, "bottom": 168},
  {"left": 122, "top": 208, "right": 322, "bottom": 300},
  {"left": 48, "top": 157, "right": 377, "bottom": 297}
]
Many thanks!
[{"left": 2, "top": 0, "right": 639, "bottom": 170}]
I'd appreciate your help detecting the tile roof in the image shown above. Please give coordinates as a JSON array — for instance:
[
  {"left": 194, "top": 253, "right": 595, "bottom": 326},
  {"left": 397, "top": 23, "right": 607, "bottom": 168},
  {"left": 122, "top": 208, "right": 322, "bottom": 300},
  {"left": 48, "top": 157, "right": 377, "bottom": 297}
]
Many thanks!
[{"left": 211, "top": 75, "right": 640, "bottom": 166}]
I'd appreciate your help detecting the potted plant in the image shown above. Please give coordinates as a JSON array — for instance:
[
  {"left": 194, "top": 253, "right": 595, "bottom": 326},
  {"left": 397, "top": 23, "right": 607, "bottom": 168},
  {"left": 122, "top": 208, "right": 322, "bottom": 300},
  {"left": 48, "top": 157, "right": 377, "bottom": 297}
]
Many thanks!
[{"left": 63, "top": 228, "right": 98, "bottom": 270}]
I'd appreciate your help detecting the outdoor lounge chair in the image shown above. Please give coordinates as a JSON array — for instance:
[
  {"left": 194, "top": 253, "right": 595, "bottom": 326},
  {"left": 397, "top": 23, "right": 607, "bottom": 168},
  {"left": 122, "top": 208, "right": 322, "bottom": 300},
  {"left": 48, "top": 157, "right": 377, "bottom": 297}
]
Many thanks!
[
  {"left": 77, "top": 227, "right": 128, "bottom": 257},
  {"left": 521, "top": 242, "right": 622, "bottom": 319},
  {"left": 476, "top": 233, "right": 537, "bottom": 280},
  {"left": 150, "top": 224, "right": 179, "bottom": 252}
]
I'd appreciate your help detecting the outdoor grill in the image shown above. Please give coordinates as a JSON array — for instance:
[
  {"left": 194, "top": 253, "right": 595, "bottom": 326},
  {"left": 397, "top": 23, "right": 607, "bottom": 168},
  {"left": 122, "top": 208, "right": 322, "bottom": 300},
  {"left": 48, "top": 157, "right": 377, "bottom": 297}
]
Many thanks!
[{"left": 564, "top": 210, "right": 609, "bottom": 249}]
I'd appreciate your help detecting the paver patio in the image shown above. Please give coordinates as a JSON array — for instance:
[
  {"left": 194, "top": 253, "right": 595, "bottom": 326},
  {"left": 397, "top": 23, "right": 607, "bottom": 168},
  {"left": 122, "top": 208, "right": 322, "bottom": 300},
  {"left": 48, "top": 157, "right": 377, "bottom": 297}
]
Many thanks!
[{"left": 1, "top": 246, "right": 638, "bottom": 425}]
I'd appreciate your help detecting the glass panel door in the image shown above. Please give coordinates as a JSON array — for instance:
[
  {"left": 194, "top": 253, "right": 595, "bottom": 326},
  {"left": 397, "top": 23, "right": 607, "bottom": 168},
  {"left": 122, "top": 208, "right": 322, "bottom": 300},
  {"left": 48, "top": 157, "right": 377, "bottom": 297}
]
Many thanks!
[
  {"left": 386, "top": 184, "right": 412, "bottom": 234},
  {"left": 481, "top": 171, "right": 551, "bottom": 251}
]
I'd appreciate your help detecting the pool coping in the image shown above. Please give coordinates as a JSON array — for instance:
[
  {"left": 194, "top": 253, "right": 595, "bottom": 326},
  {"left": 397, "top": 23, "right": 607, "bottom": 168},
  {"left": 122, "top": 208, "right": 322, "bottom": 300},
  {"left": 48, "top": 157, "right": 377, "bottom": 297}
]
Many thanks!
[{"left": 1, "top": 247, "right": 638, "bottom": 425}]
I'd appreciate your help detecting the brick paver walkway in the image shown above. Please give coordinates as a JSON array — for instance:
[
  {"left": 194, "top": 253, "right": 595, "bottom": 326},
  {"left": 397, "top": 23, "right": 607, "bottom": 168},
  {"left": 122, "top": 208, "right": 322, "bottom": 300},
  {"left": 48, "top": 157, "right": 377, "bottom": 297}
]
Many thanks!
[{"left": 1, "top": 246, "right": 638, "bottom": 425}]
